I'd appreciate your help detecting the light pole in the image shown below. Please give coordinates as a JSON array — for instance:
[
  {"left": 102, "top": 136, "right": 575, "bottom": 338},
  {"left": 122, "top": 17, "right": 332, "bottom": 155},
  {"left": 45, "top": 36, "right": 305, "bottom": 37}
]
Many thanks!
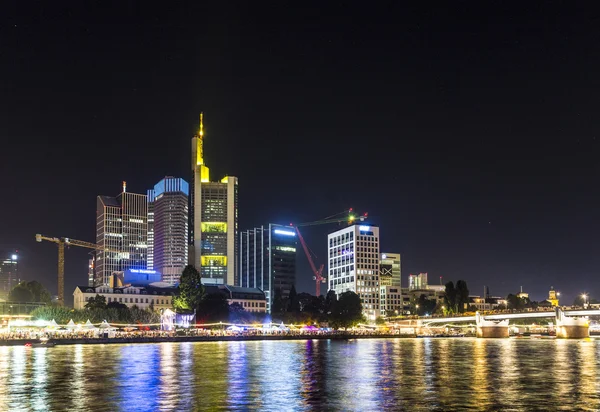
[{"left": 582, "top": 294, "right": 588, "bottom": 309}]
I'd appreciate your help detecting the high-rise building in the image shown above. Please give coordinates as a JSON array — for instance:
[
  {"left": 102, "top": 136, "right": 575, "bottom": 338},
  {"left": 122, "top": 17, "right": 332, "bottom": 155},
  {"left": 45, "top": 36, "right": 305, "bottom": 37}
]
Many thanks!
[
  {"left": 96, "top": 183, "right": 148, "bottom": 286},
  {"left": 190, "top": 114, "right": 239, "bottom": 285},
  {"left": 148, "top": 177, "right": 189, "bottom": 284},
  {"left": 408, "top": 272, "right": 428, "bottom": 290},
  {"left": 87, "top": 256, "right": 95, "bottom": 287},
  {"left": 328, "top": 224, "right": 380, "bottom": 320},
  {"left": 147, "top": 196, "right": 155, "bottom": 271},
  {"left": 239, "top": 224, "right": 297, "bottom": 312},
  {"left": 379, "top": 253, "right": 401, "bottom": 287},
  {"left": 0, "top": 252, "right": 19, "bottom": 301}
]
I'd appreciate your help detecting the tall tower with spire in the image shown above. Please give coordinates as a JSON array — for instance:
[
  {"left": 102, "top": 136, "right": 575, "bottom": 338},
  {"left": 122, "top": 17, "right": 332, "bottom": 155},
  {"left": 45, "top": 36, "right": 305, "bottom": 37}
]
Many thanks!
[{"left": 190, "top": 113, "right": 239, "bottom": 285}]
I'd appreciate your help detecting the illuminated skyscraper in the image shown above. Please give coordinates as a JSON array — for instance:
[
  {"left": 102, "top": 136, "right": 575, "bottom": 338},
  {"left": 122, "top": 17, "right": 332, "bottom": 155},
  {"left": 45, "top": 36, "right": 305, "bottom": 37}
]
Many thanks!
[
  {"left": 0, "top": 252, "right": 19, "bottom": 300},
  {"left": 148, "top": 177, "right": 189, "bottom": 284},
  {"left": 328, "top": 224, "right": 380, "bottom": 320},
  {"left": 190, "top": 114, "right": 238, "bottom": 285},
  {"left": 239, "top": 224, "right": 297, "bottom": 312},
  {"left": 96, "top": 183, "right": 148, "bottom": 286}
]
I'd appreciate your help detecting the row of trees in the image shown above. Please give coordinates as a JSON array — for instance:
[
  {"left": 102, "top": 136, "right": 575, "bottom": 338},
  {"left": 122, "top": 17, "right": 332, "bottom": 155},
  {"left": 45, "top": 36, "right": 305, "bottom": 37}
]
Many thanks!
[
  {"left": 30, "top": 303, "right": 160, "bottom": 325},
  {"left": 175, "top": 265, "right": 366, "bottom": 328},
  {"left": 270, "top": 286, "right": 365, "bottom": 328}
]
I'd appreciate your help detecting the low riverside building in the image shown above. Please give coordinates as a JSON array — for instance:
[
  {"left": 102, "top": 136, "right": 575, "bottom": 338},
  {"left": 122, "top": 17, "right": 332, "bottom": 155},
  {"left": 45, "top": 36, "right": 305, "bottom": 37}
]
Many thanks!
[
  {"left": 469, "top": 295, "right": 508, "bottom": 311},
  {"left": 380, "top": 286, "right": 410, "bottom": 317},
  {"left": 73, "top": 284, "right": 176, "bottom": 311},
  {"left": 204, "top": 285, "right": 267, "bottom": 313}
]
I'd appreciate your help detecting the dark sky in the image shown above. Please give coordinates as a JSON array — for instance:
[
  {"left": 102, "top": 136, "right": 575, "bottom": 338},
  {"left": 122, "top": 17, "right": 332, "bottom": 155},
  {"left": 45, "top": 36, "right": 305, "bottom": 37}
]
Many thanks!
[{"left": 2, "top": 2, "right": 600, "bottom": 306}]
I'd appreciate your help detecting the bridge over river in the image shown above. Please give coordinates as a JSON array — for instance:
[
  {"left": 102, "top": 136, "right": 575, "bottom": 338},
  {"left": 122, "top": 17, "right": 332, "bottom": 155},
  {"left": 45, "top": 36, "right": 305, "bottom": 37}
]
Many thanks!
[{"left": 391, "top": 308, "right": 600, "bottom": 338}]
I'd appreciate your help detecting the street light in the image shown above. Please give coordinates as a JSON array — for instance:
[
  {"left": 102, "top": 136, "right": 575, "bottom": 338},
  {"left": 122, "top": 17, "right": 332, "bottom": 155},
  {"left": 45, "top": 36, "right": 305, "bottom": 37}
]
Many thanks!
[{"left": 582, "top": 293, "right": 588, "bottom": 309}]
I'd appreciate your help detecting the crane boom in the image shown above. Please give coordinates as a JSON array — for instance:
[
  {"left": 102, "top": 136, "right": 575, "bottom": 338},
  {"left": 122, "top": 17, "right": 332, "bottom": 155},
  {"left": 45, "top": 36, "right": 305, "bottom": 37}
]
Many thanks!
[
  {"left": 35, "top": 234, "right": 108, "bottom": 306},
  {"left": 291, "top": 209, "right": 367, "bottom": 296}
]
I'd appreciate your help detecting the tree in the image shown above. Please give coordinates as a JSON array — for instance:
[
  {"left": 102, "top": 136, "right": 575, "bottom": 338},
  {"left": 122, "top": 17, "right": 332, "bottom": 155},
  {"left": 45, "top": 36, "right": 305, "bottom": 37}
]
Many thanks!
[
  {"left": 107, "top": 301, "right": 128, "bottom": 310},
  {"left": 325, "top": 290, "right": 337, "bottom": 314},
  {"left": 456, "top": 280, "right": 470, "bottom": 313},
  {"left": 329, "top": 291, "right": 364, "bottom": 329},
  {"left": 375, "top": 316, "right": 386, "bottom": 325},
  {"left": 413, "top": 294, "right": 436, "bottom": 316},
  {"left": 288, "top": 285, "right": 299, "bottom": 312},
  {"left": 24, "top": 281, "right": 52, "bottom": 304},
  {"left": 271, "top": 288, "right": 285, "bottom": 315},
  {"left": 9, "top": 283, "right": 33, "bottom": 302},
  {"left": 174, "top": 265, "right": 204, "bottom": 310},
  {"left": 444, "top": 281, "right": 457, "bottom": 313},
  {"left": 85, "top": 294, "right": 107, "bottom": 310},
  {"left": 197, "top": 292, "right": 230, "bottom": 323}
]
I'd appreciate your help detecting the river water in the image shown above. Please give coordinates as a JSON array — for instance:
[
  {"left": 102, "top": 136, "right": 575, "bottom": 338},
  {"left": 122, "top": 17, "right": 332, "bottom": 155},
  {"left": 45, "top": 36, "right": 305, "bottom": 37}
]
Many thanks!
[{"left": 0, "top": 338, "right": 599, "bottom": 411}]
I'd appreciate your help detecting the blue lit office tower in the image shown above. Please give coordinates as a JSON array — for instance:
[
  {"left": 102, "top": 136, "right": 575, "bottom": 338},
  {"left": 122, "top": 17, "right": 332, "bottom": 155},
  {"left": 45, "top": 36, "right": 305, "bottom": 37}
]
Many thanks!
[
  {"left": 0, "top": 252, "right": 19, "bottom": 301},
  {"left": 96, "top": 182, "right": 148, "bottom": 286},
  {"left": 239, "top": 224, "right": 297, "bottom": 312},
  {"left": 190, "top": 114, "right": 239, "bottom": 285},
  {"left": 148, "top": 177, "right": 189, "bottom": 284}
]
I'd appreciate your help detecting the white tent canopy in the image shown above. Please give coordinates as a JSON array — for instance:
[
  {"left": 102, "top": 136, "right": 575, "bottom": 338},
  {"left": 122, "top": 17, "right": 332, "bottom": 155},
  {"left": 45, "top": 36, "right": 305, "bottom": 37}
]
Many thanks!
[
  {"left": 99, "top": 320, "right": 116, "bottom": 330},
  {"left": 66, "top": 319, "right": 76, "bottom": 330},
  {"left": 83, "top": 319, "right": 95, "bottom": 329}
]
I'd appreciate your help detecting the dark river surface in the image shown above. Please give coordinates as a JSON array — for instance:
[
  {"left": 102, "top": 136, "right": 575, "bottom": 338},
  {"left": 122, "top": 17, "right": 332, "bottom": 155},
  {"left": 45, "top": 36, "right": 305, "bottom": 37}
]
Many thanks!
[{"left": 1, "top": 338, "right": 599, "bottom": 411}]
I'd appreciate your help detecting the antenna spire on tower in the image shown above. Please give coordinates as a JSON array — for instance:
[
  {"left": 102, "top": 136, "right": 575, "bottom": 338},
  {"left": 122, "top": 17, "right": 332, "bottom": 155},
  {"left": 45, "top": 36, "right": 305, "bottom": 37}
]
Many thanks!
[{"left": 199, "top": 112, "right": 204, "bottom": 137}]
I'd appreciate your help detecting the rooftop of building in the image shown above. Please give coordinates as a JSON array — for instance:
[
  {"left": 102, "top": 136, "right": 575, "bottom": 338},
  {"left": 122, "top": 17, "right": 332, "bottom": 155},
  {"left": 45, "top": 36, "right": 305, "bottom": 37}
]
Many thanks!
[
  {"left": 98, "top": 196, "right": 120, "bottom": 207},
  {"left": 74, "top": 284, "right": 177, "bottom": 296},
  {"left": 204, "top": 285, "right": 266, "bottom": 300}
]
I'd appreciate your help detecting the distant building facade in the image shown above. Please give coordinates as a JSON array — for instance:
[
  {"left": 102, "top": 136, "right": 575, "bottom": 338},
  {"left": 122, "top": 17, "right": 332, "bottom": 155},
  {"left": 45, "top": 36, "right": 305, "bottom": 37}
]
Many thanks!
[
  {"left": 379, "top": 253, "right": 401, "bottom": 287},
  {"left": 408, "top": 273, "right": 428, "bottom": 290},
  {"left": 379, "top": 286, "right": 410, "bottom": 317},
  {"left": 0, "top": 252, "right": 19, "bottom": 301},
  {"left": 239, "top": 224, "right": 297, "bottom": 312},
  {"left": 96, "top": 183, "right": 148, "bottom": 286},
  {"left": 328, "top": 224, "right": 380, "bottom": 321},
  {"left": 148, "top": 177, "right": 189, "bottom": 284},
  {"left": 73, "top": 284, "right": 175, "bottom": 311},
  {"left": 205, "top": 285, "right": 267, "bottom": 313},
  {"left": 190, "top": 114, "right": 238, "bottom": 285},
  {"left": 547, "top": 286, "right": 559, "bottom": 307}
]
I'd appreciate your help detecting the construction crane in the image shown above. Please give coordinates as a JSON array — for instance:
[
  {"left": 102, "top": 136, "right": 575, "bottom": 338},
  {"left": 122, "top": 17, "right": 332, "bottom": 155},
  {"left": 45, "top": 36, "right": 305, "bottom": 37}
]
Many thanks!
[
  {"left": 35, "top": 234, "right": 100, "bottom": 306},
  {"left": 292, "top": 209, "right": 368, "bottom": 297}
]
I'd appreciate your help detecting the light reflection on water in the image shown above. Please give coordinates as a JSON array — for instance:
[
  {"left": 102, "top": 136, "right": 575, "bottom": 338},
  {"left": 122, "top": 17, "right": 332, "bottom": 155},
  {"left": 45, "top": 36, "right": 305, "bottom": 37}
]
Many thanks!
[{"left": 0, "top": 339, "right": 599, "bottom": 411}]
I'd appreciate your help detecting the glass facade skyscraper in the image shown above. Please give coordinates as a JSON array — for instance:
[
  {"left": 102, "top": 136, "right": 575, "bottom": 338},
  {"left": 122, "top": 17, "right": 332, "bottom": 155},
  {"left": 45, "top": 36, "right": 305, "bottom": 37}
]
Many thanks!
[
  {"left": 239, "top": 224, "right": 297, "bottom": 312},
  {"left": 190, "top": 114, "right": 239, "bottom": 285},
  {"left": 148, "top": 177, "right": 189, "bottom": 284},
  {"left": 96, "top": 184, "right": 148, "bottom": 286},
  {"left": 0, "top": 252, "right": 19, "bottom": 301}
]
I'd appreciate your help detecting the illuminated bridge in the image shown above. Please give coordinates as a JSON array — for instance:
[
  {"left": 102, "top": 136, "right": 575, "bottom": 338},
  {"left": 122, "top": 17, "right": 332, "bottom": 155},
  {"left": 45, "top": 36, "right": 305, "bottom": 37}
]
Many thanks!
[
  {"left": 392, "top": 308, "right": 600, "bottom": 339},
  {"left": 422, "top": 309, "right": 600, "bottom": 325}
]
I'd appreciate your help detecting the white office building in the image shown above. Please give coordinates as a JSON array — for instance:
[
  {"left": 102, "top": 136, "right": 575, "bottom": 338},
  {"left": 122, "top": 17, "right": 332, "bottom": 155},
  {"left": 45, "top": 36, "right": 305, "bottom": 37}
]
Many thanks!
[{"left": 328, "top": 224, "right": 380, "bottom": 320}]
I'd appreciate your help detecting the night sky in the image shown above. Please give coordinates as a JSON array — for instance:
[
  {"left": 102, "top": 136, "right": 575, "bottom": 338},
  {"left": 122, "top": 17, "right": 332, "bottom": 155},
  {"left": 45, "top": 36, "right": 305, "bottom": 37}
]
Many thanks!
[{"left": 2, "top": 2, "right": 600, "bottom": 305}]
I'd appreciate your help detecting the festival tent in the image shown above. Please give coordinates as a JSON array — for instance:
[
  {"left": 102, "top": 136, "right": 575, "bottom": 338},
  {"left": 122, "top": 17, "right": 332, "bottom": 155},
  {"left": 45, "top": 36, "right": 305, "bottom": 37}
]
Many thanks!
[
  {"left": 83, "top": 319, "right": 95, "bottom": 330},
  {"left": 66, "top": 319, "right": 76, "bottom": 330},
  {"left": 98, "top": 320, "right": 113, "bottom": 329}
]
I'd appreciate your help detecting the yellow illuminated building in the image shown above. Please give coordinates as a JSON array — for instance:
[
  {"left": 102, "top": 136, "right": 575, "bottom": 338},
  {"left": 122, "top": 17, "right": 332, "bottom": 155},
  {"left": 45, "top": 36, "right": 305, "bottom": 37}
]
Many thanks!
[
  {"left": 190, "top": 113, "right": 239, "bottom": 285},
  {"left": 547, "top": 286, "right": 559, "bottom": 307}
]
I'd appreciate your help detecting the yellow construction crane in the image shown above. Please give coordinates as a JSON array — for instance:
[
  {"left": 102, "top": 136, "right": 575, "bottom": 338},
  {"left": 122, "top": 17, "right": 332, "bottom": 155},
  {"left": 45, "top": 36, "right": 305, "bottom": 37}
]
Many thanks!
[{"left": 35, "top": 234, "right": 100, "bottom": 306}]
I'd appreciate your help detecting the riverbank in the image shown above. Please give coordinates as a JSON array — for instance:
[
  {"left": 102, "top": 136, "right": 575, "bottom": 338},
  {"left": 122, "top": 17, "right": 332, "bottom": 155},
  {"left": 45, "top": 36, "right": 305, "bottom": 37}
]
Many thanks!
[{"left": 0, "top": 333, "right": 422, "bottom": 346}]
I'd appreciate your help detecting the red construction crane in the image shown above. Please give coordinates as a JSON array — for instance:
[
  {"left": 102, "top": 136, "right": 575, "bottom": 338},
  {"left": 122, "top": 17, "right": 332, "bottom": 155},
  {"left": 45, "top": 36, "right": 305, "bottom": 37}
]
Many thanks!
[{"left": 292, "top": 209, "right": 368, "bottom": 296}]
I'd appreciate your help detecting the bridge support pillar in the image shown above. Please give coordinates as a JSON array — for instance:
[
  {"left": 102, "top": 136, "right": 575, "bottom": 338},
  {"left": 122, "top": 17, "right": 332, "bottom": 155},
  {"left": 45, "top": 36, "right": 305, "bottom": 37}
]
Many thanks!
[
  {"left": 555, "top": 307, "right": 589, "bottom": 339},
  {"left": 476, "top": 312, "right": 509, "bottom": 338}
]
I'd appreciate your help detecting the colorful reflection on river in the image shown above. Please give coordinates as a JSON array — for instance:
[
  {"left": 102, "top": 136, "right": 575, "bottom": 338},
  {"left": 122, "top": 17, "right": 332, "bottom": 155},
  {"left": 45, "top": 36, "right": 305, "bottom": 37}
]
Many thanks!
[{"left": 0, "top": 338, "right": 599, "bottom": 411}]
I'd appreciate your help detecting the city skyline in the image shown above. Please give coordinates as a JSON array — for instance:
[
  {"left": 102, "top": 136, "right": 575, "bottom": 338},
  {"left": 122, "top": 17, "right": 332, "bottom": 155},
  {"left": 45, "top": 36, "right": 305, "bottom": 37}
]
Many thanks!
[{"left": 2, "top": 3, "right": 600, "bottom": 305}]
